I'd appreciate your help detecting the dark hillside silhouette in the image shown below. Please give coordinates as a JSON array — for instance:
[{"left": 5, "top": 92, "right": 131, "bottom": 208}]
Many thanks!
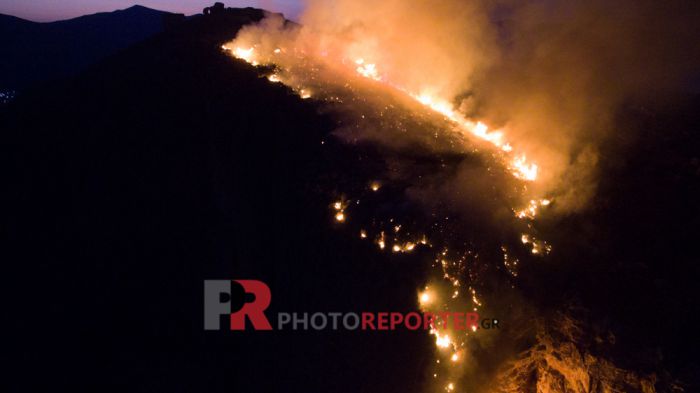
[
  {"left": 0, "top": 5, "right": 185, "bottom": 90},
  {"left": 3, "top": 7, "right": 429, "bottom": 392}
]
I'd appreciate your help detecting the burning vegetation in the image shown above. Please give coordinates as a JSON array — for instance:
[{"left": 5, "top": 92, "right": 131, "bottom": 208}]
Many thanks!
[{"left": 217, "top": 0, "right": 700, "bottom": 391}]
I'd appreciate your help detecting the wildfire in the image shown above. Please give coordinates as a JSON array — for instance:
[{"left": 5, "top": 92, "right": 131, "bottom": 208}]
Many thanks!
[
  {"left": 419, "top": 289, "right": 432, "bottom": 305},
  {"left": 227, "top": 44, "right": 541, "bottom": 183},
  {"left": 350, "top": 60, "right": 541, "bottom": 182},
  {"left": 512, "top": 155, "right": 538, "bottom": 181},
  {"left": 224, "top": 25, "right": 560, "bottom": 387},
  {"left": 232, "top": 46, "right": 255, "bottom": 63},
  {"left": 434, "top": 331, "right": 452, "bottom": 349},
  {"left": 391, "top": 241, "right": 417, "bottom": 253},
  {"left": 515, "top": 198, "right": 552, "bottom": 219},
  {"left": 521, "top": 233, "right": 552, "bottom": 255},
  {"left": 355, "top": 58, "right": 381, "bottom": 80}
]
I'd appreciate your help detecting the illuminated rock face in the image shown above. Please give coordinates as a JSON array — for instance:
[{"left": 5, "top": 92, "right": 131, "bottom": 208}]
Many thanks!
[{"left": 494, "top": 315, "right": 659, "bottom": 393}]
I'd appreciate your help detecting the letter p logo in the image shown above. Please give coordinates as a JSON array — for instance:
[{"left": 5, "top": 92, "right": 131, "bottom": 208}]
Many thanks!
[{"left": 204, "top": 280, "right": 272, "bottom": 330}]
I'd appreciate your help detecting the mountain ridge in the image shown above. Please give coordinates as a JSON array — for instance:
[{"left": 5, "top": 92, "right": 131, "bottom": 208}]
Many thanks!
[
  {"left": 0, "top": 5, "right": 185, "bottom": 90},
  {"left": 0, "top": 4, "right": 166, "bottom": 24}
]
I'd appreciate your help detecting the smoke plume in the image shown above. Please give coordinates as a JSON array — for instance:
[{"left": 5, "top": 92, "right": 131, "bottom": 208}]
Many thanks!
[
  {"left": 232, "top": 0, "right": 700, "bottom": 212},
  {"left": 475, "top": 0, "right": 700, "bottom": 210}
]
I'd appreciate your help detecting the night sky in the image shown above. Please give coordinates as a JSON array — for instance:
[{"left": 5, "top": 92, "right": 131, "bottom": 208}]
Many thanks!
[{"left": 0, "top": 0, "right": 304, "bottom": 22}]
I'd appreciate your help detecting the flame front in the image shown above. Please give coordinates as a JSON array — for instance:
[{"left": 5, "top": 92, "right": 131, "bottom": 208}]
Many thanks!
[{"left": 224, "top": 42, "right": 539, "bottom": 183}]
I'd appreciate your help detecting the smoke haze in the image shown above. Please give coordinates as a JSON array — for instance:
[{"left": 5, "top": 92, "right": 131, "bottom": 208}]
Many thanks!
[{"left": 232, "top": 0, "right": 700, "bottom": 212}]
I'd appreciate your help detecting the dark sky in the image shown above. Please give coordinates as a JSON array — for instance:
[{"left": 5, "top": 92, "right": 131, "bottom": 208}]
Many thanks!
[{"left": 0, "top": 0, "right": 305, "bottom": 22}]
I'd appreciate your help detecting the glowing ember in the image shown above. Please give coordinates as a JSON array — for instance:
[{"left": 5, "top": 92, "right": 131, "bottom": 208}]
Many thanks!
[
  {"left": 335, "top": 212, "right": 345, "bottom": 222},
  {"left": 370, "top": 181, "right": 381, "bottom": 191},
  {"left": 377, "top": 231, "right": 386, "bottom": 250},
  {"left": 419, "top": 291, "right": 431, "bottom": 304}
]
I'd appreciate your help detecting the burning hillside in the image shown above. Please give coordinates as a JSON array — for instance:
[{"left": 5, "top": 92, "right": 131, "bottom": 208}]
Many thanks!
[{"left": 218, "top": 1, "right": 700, "bottom": 392}]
